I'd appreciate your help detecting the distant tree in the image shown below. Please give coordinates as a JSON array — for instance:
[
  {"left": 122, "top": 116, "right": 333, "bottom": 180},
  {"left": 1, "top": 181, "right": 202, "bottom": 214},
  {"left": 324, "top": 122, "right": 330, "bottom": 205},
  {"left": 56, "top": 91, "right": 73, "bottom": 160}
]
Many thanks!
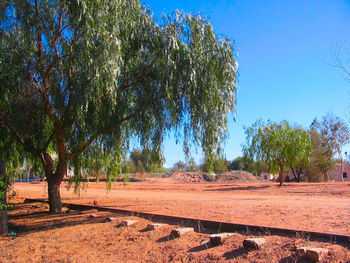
[
  {"left": 186, "top": 157, "right": 199, "bottom": 172},
  {"left": 0, "top": 1, "right": 237, "bottom": 213},
  {"left": 243, "top": 120, "right": 311, "bottom": 186},
  {"left": 129, "top": 148, "right": 165, "bottom": 173},
  {"left": 287, "top": 126, "right": 314, "bottom": 182},
  {"left": 213, "top": 157, "right": 230, "bottom": 174},
  {"left": 230, "top": 156, "right": 266, "bottom": 176},
  {"left": 122, "top": 161, "right": 136, "bottom": 174},
  {"left": 305, "top": 114, "right": 350, "bottom": 181},
  {"left": 230, "top": 157, "right": 245, "bottom": 171},
  {"left": 171, "top": 161, "right": 186, "bottom": 172},
  {"left": 200, "top": 156, "right": 230, "bottom": 174},
  {"left": 331, "top": 45, "right": 350, "bottom": 83}
]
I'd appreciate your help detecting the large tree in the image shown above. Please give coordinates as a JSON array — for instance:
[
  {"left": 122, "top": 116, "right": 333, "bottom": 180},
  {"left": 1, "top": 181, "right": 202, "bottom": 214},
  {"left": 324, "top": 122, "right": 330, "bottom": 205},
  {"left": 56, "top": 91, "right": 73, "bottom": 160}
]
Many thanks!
[
  {"left": 306, "top": 114, "right": 350, "bottom": 181},
  {"left": 0, "top": 1, "right": 237, "bottom": 213},
  {"left": 243, "top": 120, "right": 311, "bottom": 186}
]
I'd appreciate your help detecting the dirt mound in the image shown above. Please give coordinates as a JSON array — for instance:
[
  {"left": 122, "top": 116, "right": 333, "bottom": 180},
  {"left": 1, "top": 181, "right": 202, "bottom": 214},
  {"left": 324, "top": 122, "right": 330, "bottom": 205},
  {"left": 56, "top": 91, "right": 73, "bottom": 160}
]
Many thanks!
[
  {"left": 171, "top": 171, "right": 266, "bottom": 183},
  {"left": 171, "top": 172, "right": 209, "bottom": 182},
  {"left": 216, "top": 171, "right": 266, "bottom": 183}
]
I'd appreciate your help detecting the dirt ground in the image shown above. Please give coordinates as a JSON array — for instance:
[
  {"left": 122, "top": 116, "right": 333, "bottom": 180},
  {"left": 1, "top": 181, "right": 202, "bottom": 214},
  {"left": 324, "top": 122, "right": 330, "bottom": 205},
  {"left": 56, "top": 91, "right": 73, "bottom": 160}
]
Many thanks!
[
  {"left": 13, "top": 181, "right": 350, "bottom": 235},
  {"left": 1, "top": 201, "right": 349, "bottom": 263}
]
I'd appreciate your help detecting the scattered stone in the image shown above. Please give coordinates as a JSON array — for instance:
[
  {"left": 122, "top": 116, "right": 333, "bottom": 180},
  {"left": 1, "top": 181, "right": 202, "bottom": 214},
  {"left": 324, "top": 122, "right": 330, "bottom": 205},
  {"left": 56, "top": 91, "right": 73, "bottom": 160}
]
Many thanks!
[
  {"left": 105, "top": 217, "right": 117, "bottom": 222},
  {"left": 200, "top": 238, "right": 210, "bottom": 246},
  {"left": 171, "top": 227, "right": 194, "bottom": 238},
  {"left": 121, "top": 220, "right": 138, "bottom": 227},
  {"left": 296, "top": 247, "right": 329, "bottom": 262},
  {"left": 147, "top": 223, "right": 166, "bottom": 230},
  {"left": 88, "top": 214, "right": 98, "bottom": 219},
  {"left": 243, "top": 238, "right": 267, "bottom": 250},
  {"left": 210, "top": 233, "right": 235, "bottom": 246}
]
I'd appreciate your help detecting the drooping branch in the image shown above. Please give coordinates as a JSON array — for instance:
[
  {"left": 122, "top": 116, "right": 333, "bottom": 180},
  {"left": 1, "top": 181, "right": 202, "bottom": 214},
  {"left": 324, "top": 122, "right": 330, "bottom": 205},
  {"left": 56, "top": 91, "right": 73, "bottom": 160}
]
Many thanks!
[
  {"left": 68, "top": 112, "right": 137, "bottom": 160},
  {"left": 0, "top": 115, "right": 41, "bottom": 156}
]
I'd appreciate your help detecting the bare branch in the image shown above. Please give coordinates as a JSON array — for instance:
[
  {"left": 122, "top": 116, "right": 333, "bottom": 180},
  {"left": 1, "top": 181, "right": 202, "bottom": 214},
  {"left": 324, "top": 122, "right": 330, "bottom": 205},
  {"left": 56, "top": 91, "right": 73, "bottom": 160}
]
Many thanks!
[{"left": 330, "top": 44, "right": 350, "bottom": 82}]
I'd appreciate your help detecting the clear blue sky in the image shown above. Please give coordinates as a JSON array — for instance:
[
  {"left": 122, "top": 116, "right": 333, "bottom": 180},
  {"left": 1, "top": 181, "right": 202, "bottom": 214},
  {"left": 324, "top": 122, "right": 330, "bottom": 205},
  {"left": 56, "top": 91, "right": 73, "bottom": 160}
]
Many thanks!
[{"left": 142, "top": 0, "right": 350, "bottom": 168}]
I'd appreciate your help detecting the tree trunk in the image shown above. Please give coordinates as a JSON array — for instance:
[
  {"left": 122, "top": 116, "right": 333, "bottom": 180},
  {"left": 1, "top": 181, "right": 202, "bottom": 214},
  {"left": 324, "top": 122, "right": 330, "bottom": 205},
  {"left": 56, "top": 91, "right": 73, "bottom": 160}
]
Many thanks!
[
  {"left": 0, "top": 199, "right": 8, "bottom": 235},
  {"left": 279, "top": 164, "right": 284, "bottom": 186},
  {"left": 48, "top": 178, "right": 62, "bottom": 213},
  {"left": 0, "top": 159, "right": 8, "bottom": 234},
  {"left": 40, "top": 151, "right": 66, "bottom": 214}
]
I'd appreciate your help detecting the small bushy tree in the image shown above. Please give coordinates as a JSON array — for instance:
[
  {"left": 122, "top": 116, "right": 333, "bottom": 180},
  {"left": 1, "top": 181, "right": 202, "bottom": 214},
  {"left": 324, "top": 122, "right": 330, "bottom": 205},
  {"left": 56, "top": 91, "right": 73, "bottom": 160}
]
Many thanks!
[
  {"left": 200, "top": 156, "right": 230, "bottom": 174},
  {"left": 305, "top": 114, "right": 350, "bottom": 181},
  {"left": 171, "top": 161, "right": 186, "bottom": 172},
  {"left": 243, "top": 120, "right": 311, "bottom": 186}
]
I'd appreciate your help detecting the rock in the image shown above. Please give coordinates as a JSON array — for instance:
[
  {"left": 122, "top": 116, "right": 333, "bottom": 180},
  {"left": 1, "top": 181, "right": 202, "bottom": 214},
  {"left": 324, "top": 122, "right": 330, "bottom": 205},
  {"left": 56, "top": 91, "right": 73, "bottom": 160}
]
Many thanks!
[
  {"left": 88, "top": 214, "right": 98, "bottom": 219},
  {"left": 121, "top": 220, "right": 138, "bottom": 227},
  {"left": 296, "top": 247, "right": 329, "bottom": 262},
  {"left": 105, "top": 217, "right": 117, "bottom": 222},
  {"left": 147, "top": 223, "right": 166, "bottom": 230},
  {"left": 171, "top": 227, "right": 194, "bottom": 238},
  {"left": 243, "top": 238, "right": 267, "bottom": 250},
  {"left": 200, "top": 238, "right": 210, "bottom": 246},
  {"left": 210, "top": 233, "right": 235, "bottom": 245}
]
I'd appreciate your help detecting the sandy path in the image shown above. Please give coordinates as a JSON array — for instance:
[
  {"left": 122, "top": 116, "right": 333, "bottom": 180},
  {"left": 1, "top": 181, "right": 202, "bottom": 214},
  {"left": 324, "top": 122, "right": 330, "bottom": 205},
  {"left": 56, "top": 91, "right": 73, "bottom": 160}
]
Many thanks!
[{"left": 14, "top": 181, "right": 350, "bottom": 235}]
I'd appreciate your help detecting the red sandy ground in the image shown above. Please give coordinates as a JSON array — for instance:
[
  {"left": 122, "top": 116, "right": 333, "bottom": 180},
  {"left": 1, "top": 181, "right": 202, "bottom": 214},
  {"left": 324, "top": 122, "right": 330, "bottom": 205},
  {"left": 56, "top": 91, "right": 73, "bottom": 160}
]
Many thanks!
[
  {"left": 1, "top": 201, "right": 349, "bottom": 263},
  {"left": 13, "top": 181, "right": 350, "bottom": 235}
]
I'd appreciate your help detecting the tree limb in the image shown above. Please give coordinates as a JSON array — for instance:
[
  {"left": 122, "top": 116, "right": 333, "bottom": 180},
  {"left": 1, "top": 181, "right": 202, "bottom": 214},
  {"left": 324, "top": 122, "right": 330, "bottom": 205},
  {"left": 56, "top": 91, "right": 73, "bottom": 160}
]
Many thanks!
[
  {"left": 0, "top": 115, "right": 41, "bottom": 156},
  {"left": 68, "top": 112, "right": 137, "bottom": 160}
]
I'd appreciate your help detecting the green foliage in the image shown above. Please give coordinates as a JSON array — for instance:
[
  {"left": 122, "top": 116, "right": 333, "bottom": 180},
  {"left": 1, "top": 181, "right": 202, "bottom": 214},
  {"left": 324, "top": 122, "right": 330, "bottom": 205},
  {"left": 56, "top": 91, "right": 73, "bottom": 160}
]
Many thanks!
[
  {"left": 171, "top": 161, "right": 186, "bottom": 172},
  {"left": 0, "top": 126, "right": 24, "bottom": 211},
  {"left": 230, "top": 157, "right": 245, "bottom": 171},
  {"left": 148, "top": 165, "right": 168, "bottom": 173},
  {"left": 0, "top": 0, "right": 237, "bottom": 188},
  {"left": 243, "top": 120, "right": 311, "bottom": 185},
  {"left": 121, "top": 160, "right": 136, "bottom": 174},
  {"left": 127, "top": 148, "right": 165, "bottom": 173},
  {"left": 171, "top": 157, "right": 200, "bottom": 172},
  {"left": 229, "top": 156, "right": 265, "bottom": 175},
  {"left": 185, "top": 157, "right": 199, "bottom": 172},
  {"left": 305, "top": 113, "right": 350, "bottom": 181},
  {"left": 200, "top": 156, "right": 230, "bottom": 174}
]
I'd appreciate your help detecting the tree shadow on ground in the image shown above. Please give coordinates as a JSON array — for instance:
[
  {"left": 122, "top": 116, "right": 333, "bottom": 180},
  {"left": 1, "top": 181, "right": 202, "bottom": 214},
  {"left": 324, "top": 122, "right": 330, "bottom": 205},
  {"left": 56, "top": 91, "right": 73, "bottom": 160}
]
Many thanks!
[
  {"left": 223, "top": 247, "right": 247, "bottom": 259},
  {"left": 204, "top": 185, "right": 271, "bottom": 192},
  {"left": 156, "top": 235, "right": 176, "bottom": 243},
  {"left": 278, "top": 256, "right": 309, "bottom": 263},
  {"left": 187, "top": 243, "right": 211, "bottom": 252},
  {"left": 8, "top": 203, "right": 112, "bottom": 235},
  {"left": 139, "top": 227, "right": 152, "bottom": 233}
]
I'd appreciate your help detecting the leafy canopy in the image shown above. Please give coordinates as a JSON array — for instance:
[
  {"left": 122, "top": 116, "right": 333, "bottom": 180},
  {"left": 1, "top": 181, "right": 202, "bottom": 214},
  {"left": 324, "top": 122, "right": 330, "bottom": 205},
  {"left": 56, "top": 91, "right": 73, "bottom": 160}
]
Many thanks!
[
  {"left": 243, "top": 120, "right": 311, "bottom": 182},
  {"left": 0, "top": 0, "right": 238, "bottom": 183},
  {"left": 306, "top": 113, "right": 350, "bottom": 181}
]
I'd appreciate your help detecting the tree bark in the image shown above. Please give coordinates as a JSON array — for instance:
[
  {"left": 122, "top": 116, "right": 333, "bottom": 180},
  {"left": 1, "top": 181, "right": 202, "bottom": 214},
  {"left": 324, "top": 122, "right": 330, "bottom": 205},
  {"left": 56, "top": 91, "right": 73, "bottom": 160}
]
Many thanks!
[
  {"left": 279, "top": 164, "right": 284, "bottom": 186},
  {"left": 48, "top": 178, "right": 62, "bottom": 213},
  {"left": 40, "top": 151, "right": 66, "bottom": 214},
  {"left": 0, "top": 198, "right": 8, "bottom": 235},
  {"left": 0, "top": 159, "right": 8, "bottom": 234}
]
